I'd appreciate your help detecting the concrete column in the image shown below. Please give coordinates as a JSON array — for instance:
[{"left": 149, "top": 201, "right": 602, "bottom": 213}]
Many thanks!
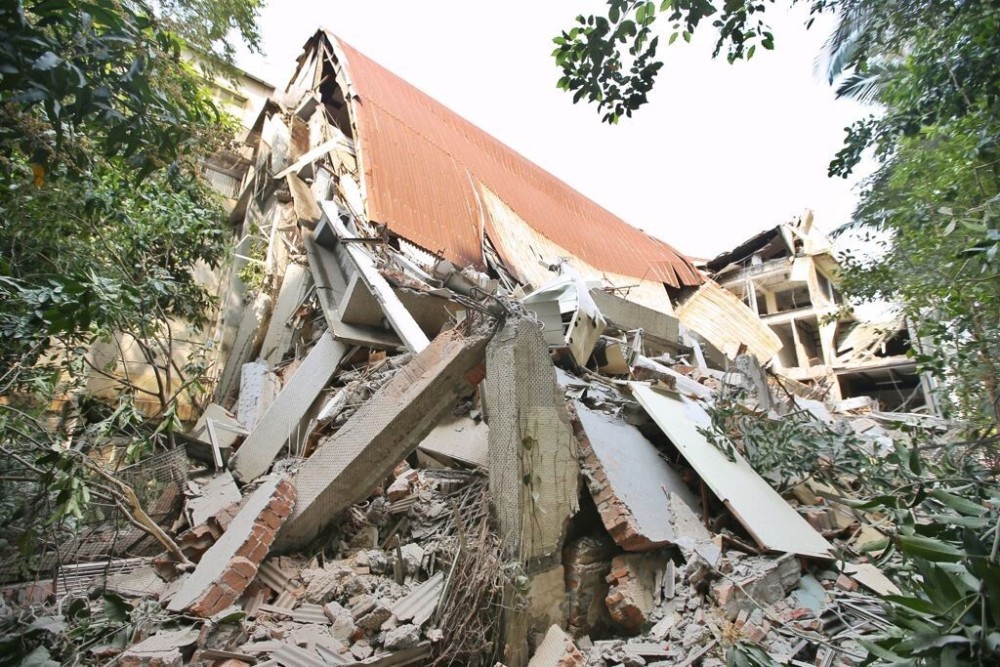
[{"left": 484, "top": 317, "right": 580, "bottom": 665}]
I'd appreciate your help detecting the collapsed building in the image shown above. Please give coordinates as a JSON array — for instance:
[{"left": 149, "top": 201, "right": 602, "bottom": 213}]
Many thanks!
[
  {"left": 0, "top": 29, "right": 961, "bottom": 667},
  {"left": 704, "top": 215, "right": 936, "bottom": 412}
]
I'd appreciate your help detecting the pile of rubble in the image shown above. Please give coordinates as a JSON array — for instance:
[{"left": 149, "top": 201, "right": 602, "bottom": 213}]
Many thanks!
[{"left": 0, "top": 28, "right": 960, "bottom": 667}]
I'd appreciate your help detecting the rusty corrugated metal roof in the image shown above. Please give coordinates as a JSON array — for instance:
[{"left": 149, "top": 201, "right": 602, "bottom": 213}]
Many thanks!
[{"left": 330, "top": 35, "right": 702, "bottom": 288}]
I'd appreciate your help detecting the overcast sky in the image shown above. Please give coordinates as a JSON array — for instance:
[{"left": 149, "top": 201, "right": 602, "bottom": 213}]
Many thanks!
[{"left": 236, "top": 1, "right": 873, "bottom": 260}]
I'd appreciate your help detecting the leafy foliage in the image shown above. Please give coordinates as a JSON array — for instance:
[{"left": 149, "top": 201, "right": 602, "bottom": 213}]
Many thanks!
[
  {"left": 0, "top": 0, "right": 257, "bottom": 611},
  {"left": 552, "top": 0, "right": 779, "bottom": 123},
  {"left": 703, "top": 392, "right": 1000, "bottom": 664}
]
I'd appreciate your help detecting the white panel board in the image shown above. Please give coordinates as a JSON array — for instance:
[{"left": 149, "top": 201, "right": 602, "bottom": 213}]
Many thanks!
[{"left": 630, "top": 384, "right": 832, "bottom": 558}]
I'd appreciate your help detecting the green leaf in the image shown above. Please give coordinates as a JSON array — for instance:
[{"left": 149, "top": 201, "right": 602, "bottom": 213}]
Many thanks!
[
  {"left": 858, "top": 639, "right": 907, "bottom": 662},
  {"left": 898, "top": 535, "right": 964, "bottom": 562},
  {"left": 908, "top": 445, "right": 922, "bottom": 475},
  {"left": 32, "top": 51, "right": 61, "bottom": 71},
  {"left": 103, "top": 592, "right": 132, "bottom": 622},
  {"left": 928, "top": 489, "right": 986, "bottom": 516}
]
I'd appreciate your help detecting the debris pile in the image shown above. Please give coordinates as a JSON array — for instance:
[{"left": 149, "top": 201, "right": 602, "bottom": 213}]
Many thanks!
[{"left": 1, "top": 28, "right": 988, "bottom": 667}]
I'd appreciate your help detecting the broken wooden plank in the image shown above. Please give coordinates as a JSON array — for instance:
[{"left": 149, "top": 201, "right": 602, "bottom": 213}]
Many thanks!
[
  {"left": 230, "top": 331, "right": 349, "bottom": 483},
  {"left": 630, "top": 384, "right": 833, "bottom": 559},
  {"left": 276, "top": 327, "right": 489, "bottom": 550},
  {"left": 274, "top": 137, "right": 353, "bottom": 181},
  {"left": 319, "top": 202, "right": 430, "bottom": 353},
  {"left": 302, "top": 226, "right": 402, "bottom": 350}
]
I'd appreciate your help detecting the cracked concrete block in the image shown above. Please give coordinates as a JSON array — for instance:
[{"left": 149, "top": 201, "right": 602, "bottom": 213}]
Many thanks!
[
  {"left": 712, "top": 554, "right": 802, "bottom": 619},
  {"left": 276, "top": 326, "right": 490, "bottom": 551},
  {"left": 384, "top": 623, "right": 421, "bottom": 650},
  {"left": 605, "top": 552, "right": 671, "bottom": 634},
  {"left": 237, "top": 360, "right": 281, "bottom": 431},
  {"left": 167, "top": 475, "right": 295, "bottom": 617}
]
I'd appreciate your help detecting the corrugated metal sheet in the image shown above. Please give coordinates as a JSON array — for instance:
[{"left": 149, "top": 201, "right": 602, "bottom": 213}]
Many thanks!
[
  {"left": 675, "top": 280, "right": 783, "bottom": 361},
  {"left": 330, "top": 35, "right": 702, "bottom": 289}
]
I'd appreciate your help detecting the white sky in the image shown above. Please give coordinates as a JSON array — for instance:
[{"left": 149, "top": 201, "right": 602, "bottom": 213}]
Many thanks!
[{"left": 236, "top": 1, "right": 873, "bottom": 260}]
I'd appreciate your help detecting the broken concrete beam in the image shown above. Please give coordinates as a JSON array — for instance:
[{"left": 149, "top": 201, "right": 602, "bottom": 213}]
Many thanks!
[
  {"left": 215, "top": 288, "right": 272, "bottom": 406},
  {"left": 604, "top": 551, "right": 671, "bottom": 635},
  {"left": 527, "top": 625, "right": 586, "bottom": 667},
  {"left": 237, "top": 360, "right": 280, "bottom": 431},
  {"left": 275, "top": 326, "right": 490, "bottom": 550},
  {"left": 259, "top": 262, "right": 312, "bottom": 368},
  {"left": 285, "top": 173, "right": 324, "bottom": 228},
  {"left": 590, "top": 289, "right": 682, "bottom": 353},
  {"left": 570, "top": 401, "right": 701, "bottom": 551},
  {"left": 319, "top": 203, "right": 430, "bottom": 353},
  {"left": 485, "top": 316, "right": 580, "bottom": 667},
  {"left": 167, "top": 475, "right": 295, "bottom": 617},
  {"left": 711, "top": 554, "right": 801, "bottom": 619},
  {"left": 302, "top": 226, "right": 402, "bottom": 350},
  {"left": 230, "top": 331, "right": 348, "bottom": 483}
]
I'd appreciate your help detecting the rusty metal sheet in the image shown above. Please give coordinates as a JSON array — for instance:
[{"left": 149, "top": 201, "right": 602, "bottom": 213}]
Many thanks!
[{"left": 330, "top": 35, "right": 703, "bottom": 289}]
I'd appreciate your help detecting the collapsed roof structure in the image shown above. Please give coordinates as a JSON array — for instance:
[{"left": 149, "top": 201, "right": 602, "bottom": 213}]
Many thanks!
[{"left": 1, "top": 29, "right": 964, "bottom": 667}]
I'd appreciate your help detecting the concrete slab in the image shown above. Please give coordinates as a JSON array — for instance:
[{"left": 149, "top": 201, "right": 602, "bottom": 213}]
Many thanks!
[
  {"left": 571, "top": 401, "right": 700, "bottom": 551},
  {"left": 416, "top": 415, "right": 489, "bottom": 468},
  {"left": 230, "top": 332, "right": 349, "bottom": 483},
  {"left": 187, "top": 472, "right": 242, "bottom": 528},
  {"left": 275, "top": 326, "right": 490, "bottom": 550},
  {"left": 259, "top": 262, "right": 312, "bottom": 367},
  {"left": 236, "top": 360, "right": 281, "bottom": 431}
]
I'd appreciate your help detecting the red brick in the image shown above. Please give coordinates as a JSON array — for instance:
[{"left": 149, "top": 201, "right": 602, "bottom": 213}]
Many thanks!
[{"left": 229, "top": 556, "right": 258, "bottom": 581}]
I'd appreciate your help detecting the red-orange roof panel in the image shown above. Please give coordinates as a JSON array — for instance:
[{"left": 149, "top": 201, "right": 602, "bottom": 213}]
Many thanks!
[{"left": 333, "top": 36, "right": 703, "bottom": 288}]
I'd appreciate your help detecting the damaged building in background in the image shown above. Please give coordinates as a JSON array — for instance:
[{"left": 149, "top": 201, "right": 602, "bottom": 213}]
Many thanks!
[
  {"left": 704, "top": 213, "right": 936, "bottom": 412},
  {"left": 0, "top": 29, "right": 960, "bottom": 667}
]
